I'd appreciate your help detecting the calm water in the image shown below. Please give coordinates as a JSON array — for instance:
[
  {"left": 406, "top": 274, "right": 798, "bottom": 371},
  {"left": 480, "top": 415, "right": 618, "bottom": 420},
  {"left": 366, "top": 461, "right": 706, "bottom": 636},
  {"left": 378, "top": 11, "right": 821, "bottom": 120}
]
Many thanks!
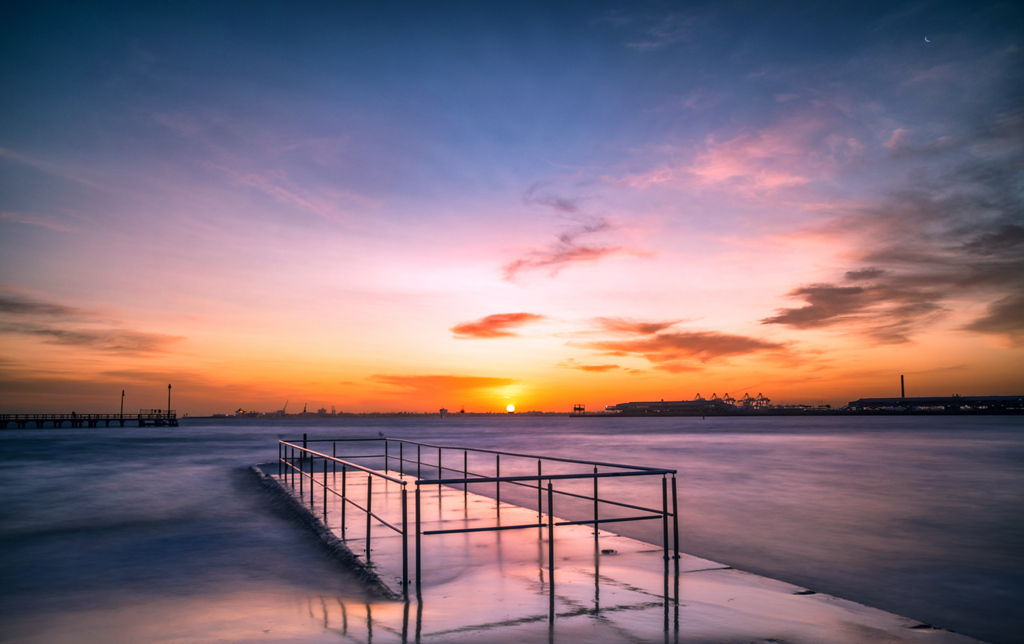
[{"left": 0, "top": 416, "right": 1021, "bottom": 643}]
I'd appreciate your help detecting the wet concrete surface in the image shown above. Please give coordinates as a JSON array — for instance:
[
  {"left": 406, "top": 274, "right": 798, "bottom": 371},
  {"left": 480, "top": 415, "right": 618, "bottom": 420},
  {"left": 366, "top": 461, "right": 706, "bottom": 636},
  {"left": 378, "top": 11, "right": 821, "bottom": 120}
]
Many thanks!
[{"left": 265, "top": 464, "right": 982, "bottom": 644}]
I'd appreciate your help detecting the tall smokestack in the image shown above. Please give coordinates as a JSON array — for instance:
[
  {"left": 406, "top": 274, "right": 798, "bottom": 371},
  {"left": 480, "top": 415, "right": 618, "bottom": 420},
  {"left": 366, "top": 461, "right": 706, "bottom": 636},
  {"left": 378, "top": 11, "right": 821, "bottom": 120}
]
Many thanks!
[{"left": 901, "top": 375, "right": 905, "bottom": 398}]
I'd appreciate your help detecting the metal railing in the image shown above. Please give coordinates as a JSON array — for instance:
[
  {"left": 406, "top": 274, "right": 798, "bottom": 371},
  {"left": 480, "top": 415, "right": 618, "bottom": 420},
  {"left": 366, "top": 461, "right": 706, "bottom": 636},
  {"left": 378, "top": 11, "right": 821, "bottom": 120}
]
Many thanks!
[
  {"left": 277, "top": 436, "right": 679, "bottom": 597},
  {"left": 279, "top": 437, "right": 410, "bottom": 591}
]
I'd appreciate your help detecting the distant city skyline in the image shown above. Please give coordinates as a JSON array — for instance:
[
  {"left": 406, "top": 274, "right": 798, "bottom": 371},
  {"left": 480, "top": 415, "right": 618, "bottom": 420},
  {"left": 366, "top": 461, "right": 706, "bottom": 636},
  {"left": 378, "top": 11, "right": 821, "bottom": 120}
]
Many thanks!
[{"left": 2, "top": 1, "right": 1022, "bottom": 414}]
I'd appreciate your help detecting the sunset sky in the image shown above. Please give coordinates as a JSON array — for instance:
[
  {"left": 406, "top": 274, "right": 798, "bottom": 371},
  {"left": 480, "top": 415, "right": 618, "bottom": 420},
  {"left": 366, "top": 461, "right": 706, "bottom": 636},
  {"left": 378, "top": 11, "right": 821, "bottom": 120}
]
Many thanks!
[{"left": 2, "top": 1, "right": 1022, "bottom": 415}]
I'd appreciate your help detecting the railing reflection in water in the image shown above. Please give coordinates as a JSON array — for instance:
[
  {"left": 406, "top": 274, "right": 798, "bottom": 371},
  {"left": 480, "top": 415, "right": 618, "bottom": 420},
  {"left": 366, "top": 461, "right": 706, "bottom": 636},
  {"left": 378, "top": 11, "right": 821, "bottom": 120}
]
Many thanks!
[{"left": 305, "top": 584, "right": 679, "bottom": 644}]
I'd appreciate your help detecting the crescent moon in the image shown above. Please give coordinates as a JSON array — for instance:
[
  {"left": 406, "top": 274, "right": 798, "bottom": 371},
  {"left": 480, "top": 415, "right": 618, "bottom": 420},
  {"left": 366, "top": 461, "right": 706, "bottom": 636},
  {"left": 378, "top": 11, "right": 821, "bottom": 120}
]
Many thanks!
[{"left": 924, "top": 36, "right": 930, "bottom": 42}]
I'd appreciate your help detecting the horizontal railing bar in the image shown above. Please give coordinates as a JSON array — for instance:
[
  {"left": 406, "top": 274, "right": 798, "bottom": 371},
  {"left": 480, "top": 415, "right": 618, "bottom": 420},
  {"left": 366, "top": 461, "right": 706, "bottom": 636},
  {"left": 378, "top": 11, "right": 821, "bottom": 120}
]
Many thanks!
[
  {"left": 418, "top": 470, "right": 669, "bottom": 485},
  {"left": 432, "top": 470, "right": 669, "bottom": 516},
  {"left": 326, "top": 453, "right": 471, "bottom": 481},
  {"left": 366, "top": 510, "right": 402, "bottom": 534},
  {"left": 530, "top": 485, "right": 669, "bottom": 516},
  {"left": 556, "top": 515, "right": 663, "bottom": 527},
  {"left": 422, "top": 514, "right": 663, "bottom": 536},
  {"left": 279, "top": 442, "right": 406, "bottom": 485},
  {"left": 405, "top": 437, "right": 673, "bottom": 471},
  {"left": 281, "top": 459, "right": 303, "bottom": 473},
  {"left": 422, "top": 522, "right": 542, "bottom": 535},
  {"left": 285, "top": 437, "right": 674, "bottom": 473}
]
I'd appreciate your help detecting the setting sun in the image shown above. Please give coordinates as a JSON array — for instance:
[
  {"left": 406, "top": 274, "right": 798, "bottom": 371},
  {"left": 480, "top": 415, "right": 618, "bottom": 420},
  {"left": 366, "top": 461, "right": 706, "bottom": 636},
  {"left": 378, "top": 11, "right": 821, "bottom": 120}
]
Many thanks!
[{"left": 506, "top": 404, "right": 515, "bottom": 413}]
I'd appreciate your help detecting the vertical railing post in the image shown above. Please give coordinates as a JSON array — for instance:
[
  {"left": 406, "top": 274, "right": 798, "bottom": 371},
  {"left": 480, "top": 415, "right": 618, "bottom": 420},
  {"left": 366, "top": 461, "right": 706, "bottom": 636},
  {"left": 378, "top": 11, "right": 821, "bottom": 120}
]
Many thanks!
[
  {"left": 662, "top": 475, "right": 669, "bottom": 561},
  {"left": 401, "top": 486, "right": 409, "bottom": 596},
  {"left": 400, "top": 442, "right": 404, "bottom": 477},
  {"left": 333, "top": 442, "right": 336, "bottom": 478},
  {"left": 384, "top": 439, "right": 388, "bottom": 473},
  {"left": 547, "top": 480, "right": 555, "bottom": 581},
  {"left": 323, "top": 457, "right": 328, "bottom": 521},
  {"left": 415, "top": 484, "right": 421, "bottom": 595},
  {"left": 366, "top": 475, "right": 373, "bottom": 561},
  {"left": 496, "top": 453, "right": 501, "bottom": 510},
  {"left": 341, "top": 464, "right": 347, "bottom": 540},
  {"left": 417, "top": 444, "right": 421, "bottom": 480},
  {"left": 672, "top": 474, "right": 680, "bottom": 568},
  {"left": 537, "top": 460, "right": 543, "bottom": 528},
  {"left": 311, "top": 454, "right": 316, "bottom": 508},
  {"left": 278, "top": 442, "right": 282, "bottom": 477},
  {"left": 593, "top": 466, "right": 599, "bottom": 544},
  {"left": 299, "top": 448, "right": 304, "bottom": 496},
  {"left": 463, "top": 450, "right": 468, "bottom": 504}
]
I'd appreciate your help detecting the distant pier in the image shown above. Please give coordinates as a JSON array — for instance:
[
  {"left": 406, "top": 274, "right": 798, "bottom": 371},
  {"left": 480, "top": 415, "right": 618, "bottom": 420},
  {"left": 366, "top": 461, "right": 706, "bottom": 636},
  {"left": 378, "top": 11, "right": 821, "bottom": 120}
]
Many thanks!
[
  {"left": 0, "top": 409, "right": 177, "bottom": 429},
  {"left": 593, "top": 394, "right": 1024, "bottom": 417}
]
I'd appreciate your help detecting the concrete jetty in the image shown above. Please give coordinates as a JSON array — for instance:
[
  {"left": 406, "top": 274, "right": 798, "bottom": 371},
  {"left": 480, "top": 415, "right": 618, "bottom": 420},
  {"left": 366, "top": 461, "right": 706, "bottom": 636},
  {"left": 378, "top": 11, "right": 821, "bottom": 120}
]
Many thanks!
[{"left": 256, "top": 438, "right": 980, "bottom": 643}]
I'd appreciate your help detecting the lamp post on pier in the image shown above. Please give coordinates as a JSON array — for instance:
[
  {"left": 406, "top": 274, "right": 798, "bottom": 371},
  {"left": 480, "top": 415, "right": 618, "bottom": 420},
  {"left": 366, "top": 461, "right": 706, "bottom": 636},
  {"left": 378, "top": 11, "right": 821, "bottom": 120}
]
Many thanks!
[
  {"left": 167, "top": 384, "right": 171, "bottom": 420},
  {"left": 120, "top": 390, "right": 124, "bottom": 420}
]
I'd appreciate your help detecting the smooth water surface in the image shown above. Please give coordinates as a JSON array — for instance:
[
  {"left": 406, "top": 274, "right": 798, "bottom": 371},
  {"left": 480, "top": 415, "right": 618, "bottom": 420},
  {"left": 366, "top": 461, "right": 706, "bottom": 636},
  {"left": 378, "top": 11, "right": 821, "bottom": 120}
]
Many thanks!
[{"left": 1, "top": 416, "right": 1021, "bottom": 643}]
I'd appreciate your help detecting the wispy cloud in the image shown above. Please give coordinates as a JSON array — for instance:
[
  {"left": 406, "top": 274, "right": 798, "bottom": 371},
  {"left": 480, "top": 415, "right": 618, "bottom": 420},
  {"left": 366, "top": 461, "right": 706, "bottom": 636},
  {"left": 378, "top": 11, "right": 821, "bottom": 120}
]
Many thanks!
[
  {"left": 594, "top": 317, "right": 684, "bottom": 335},
  {"left": 575, "top": 316, "right": 786, "bottom": 372},
  {"left": 369, "top": 374, "right": 518, "bottom": 392},
  {"left": 450, "top": 313, "right": 546, "bottom": 339},
  {"left": 0, "top": 289, "right": 183, "bottom": 355},
  {"left": 559, "top": 358, "right": 623, "bottom": 373},
  {"left": 764, "top": 110, "right": 1024, "bottom": 344},
  {"left": 687, "top": 130, "right": 819, "bottom": 193},
  {"left": 503, "top": 218, "right": 624, "bottom": 280},
  {"left": 0, "top": 291, "right": 81, "bottom": 317},
  {"left": 1, "top": 323, "right": 184, "bottom": 354},
  {"left": 211, "top": 165, "right": 372, "bottom": 222},
  {"left": 523, "top": 182, "right": 583, "bottom": 213},
  {"left": 962, "top": 294, "right": 1024, "bottom": 345},
  {"left": 0, "top": 147, "right": 106, "bottom": 190},
  {"left": 0, "top": 211, "right": 80, "bottom": 234},
  {"left": 760, "top": 282, "right": 946, "bottom": 344},
  {"left": 594, "top": 10, "right": 696, "bottom": 51},
  {"left": 152, "top": 111, "right": 376, "bottom": 222},
  {"left": 613, "top": 118, "right": 852, "bottom": 200},
  {"left": 583, "top": 331, "right": 784, "bottom": 364}
]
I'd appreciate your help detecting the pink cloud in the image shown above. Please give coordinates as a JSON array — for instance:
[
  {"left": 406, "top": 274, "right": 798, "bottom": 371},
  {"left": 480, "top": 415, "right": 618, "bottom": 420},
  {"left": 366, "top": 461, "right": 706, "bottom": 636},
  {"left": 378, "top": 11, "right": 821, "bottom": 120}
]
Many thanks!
[
  {"left": 608, "top": 115, "right": 863, "bottom": 200},
  {"left": 687, "top": 131, "right": 814, "bottom": 192},
  {"left": 450, "top": 312, "right": 546, "bottom": 339},
  {"left": 883, "top": 128, "right": 909, "bottom": 152}
]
